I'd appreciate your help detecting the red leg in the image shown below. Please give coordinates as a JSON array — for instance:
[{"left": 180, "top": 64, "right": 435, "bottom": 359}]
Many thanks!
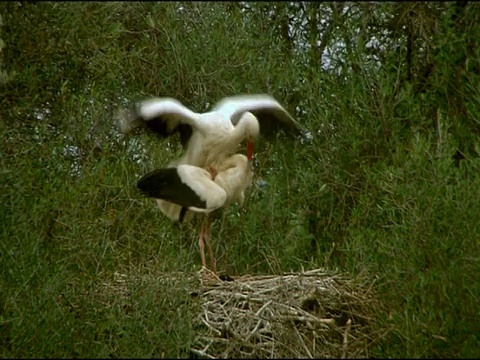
[
  {"left": 203, "top": 214, "right": 217, "bottom": 274},
  {"left": 198, "top": 217, "right": 207, "bottom": 269}
]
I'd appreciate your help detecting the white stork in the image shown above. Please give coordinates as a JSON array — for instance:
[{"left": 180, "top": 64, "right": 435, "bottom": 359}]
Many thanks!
[
  {"left": 117, "top": 94, "right": 303, "bottom": 221},
  {"left": 118, "top": 94, "right": 303, "bottom": 167},
  {"left": 117, "top": 94, "right": 304, "bottom": 273},
  {"left": 137, "top": 153, "right": 252, "bottom": 274}
]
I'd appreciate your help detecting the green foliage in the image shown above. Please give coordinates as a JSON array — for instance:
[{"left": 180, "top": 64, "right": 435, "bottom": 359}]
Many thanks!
[
  {"left": 0, "top": 14, "right": 11, "bottom": 85},
  {"left": 1, "top": 2, "right": 479, "bottom": 358}
]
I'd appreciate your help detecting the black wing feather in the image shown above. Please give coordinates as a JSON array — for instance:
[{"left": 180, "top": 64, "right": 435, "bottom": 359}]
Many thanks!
[
  {"left": 131, "top": 103, "right": 193, "bottom": 148},
  {"left": 249, "top": 108, "right": 304, "bottom": 139},
  {"left": 137, "top": 168, "right": 206, "bottom": 209}
]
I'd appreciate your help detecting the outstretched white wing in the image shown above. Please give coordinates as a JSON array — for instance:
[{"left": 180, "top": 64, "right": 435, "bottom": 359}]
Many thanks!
[
  {"left": 211, "top": 94, "right": 303, "bottom": 137},
  {"left": 117, "top": 97, "right": 200, "bottom": 147}
]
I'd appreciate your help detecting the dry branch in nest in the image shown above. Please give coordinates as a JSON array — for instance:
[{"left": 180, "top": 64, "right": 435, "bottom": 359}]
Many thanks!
[
  {"left": 90, "top": 267, "right": 378, "bottom": 358},
  {"left": 189, "top": 268, "right": 377, "bottom": 359}
]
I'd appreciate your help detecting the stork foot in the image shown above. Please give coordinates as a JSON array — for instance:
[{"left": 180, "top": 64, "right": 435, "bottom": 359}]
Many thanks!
[{"left": 200, "top": 266, "right": 222, "bottom": 286}]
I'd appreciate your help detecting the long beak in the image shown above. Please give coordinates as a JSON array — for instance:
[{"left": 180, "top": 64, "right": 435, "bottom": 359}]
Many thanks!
[{"left": 247, "top": 141, "right": 254, "bottom": 161}]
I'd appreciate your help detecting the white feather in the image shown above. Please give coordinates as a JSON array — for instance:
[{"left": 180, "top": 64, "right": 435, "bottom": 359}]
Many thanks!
[
  {"left": 118, "top": 94, "right": 300, "bottom": 167},
  {"left": 119, "top": 94, "right": 299, "bottom": 221},
  {"left": 176, "top": 154, "right": 251, "bottom": 213}
]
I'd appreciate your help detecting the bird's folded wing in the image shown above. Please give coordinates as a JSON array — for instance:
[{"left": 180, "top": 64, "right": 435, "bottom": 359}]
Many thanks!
[{"left": 137, "top": 165, "right": 227, "bottom": 213}]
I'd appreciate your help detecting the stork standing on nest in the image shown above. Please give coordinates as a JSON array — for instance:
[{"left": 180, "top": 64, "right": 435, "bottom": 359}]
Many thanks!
[
  {"left": 137, "top": 153, "right": 252, "bottom": 273},
  {"left": 118, "top": 94, "right": 304, "bottom": 273}
]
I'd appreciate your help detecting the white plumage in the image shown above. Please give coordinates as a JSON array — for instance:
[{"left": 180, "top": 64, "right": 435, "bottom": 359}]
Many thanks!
[
  {"left": 137, "top": 154, "right": 252, "bottom": 273},
  {"left": 118, "top": 94, "right": 303, "bottom": 274},
  {"left": 118, "top": 94, "right": 302, "bottom": 166},
  {"left": 118, "top": 94, "right": 303, "bottom": 221}
]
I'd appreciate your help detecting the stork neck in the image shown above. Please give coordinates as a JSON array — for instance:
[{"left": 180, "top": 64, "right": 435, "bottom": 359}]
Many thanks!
[{"left": 235, "top": 112, "right": 259, "bottom": 161}]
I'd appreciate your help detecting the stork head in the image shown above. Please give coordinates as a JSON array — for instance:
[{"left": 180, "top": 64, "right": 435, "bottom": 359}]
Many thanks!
[{"left": 239, "top": 112, "right": 260, "bottom": 161}]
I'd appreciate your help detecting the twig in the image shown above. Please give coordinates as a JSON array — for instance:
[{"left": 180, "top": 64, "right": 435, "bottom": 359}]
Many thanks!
[
  {"left": 245, "top": 317, "right": 264, "bottom": 342},
  {"left": 255, "top": 285, "right": 281, "bottom": 294},
  {"left": 221, "top": 321, "right": 241, "bottom": 340},
  {"left": 200, "top": 338, "right": 214, "bottom": 355},
  {"left": 202, "top": 312, "right": 222, "bottom": 336},
  {"left": 293, "top": 324, "right": 313, "bottom": 358},
  {"left": 341, "top": 318, "right": 352, "bottom": 359},
  {"left": 190, "top": 348, "right": 216, "bottom": 359},
  {"left": 281, "top": 315, "right": 336, "bottom": 326},
  {"left": 255, "top": 299, "right": 273, "bottom": 317}
]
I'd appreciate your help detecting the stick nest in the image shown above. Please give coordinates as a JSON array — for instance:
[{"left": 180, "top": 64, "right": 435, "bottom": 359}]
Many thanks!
[
  {"left": 189, "top": 268, "right": 378, "bottom": 359},
  {"left": 96, "top": 268, "right": 378, "bottom": 358}
]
